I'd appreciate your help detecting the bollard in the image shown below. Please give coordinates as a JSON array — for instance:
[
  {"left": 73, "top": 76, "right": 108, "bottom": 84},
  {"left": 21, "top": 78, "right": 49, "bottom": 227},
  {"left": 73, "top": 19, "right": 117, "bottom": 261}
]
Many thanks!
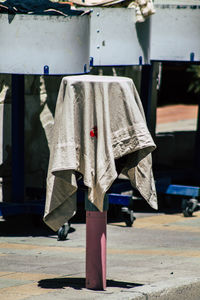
[{"left": 85, "top": 195, "right": 108, "bottom": 290}]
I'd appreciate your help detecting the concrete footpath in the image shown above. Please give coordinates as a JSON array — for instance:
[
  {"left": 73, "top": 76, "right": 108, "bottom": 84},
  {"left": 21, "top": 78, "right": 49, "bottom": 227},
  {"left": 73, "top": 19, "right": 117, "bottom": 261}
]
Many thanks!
[{"left": 0, "top": 208, "right": 200, "bottom": 300}]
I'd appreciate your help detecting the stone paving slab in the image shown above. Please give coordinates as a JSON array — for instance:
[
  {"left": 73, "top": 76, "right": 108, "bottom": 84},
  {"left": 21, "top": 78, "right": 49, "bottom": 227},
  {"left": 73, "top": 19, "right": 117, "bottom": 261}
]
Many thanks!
[{"left": 0, "top": 211, "right": 200, "bottom": 299}]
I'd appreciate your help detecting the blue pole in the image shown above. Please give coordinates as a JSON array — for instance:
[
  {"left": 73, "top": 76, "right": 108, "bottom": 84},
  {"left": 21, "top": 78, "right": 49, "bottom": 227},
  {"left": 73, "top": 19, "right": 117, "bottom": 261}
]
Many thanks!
[
  {"left": 140, "top": 64, "right": 153, "bottom": 130},
  {"left": 11, "top": 74, "right": 25, "bottom": 203},
  {"left": 195, "top": 97, "right": 200, "bottom": 172}
]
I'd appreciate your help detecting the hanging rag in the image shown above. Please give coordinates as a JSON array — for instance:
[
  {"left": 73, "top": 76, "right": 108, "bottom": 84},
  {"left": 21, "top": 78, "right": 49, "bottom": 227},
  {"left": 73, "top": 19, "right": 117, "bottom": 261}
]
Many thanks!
[
  {"left": 43, "top": 75, "right": 157, "bottom": 231},
  {"left": 70, "top": 0, "right": 156, "bottom": 22},
  {"left": 0, "top": 0, "right": 83, "bottom": 16}
]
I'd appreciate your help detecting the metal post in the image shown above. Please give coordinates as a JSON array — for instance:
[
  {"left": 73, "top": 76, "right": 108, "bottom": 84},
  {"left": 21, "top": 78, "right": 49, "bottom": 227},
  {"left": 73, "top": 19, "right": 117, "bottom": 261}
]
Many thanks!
[
  {"left": 85, "top": 195, "right": 108, "bottom": 290},
  {"left": 195, "top": 97, "right": 200, "bottom": 171},
  {"left": 11, "top": 74, "right": 25, "bottom": 202},
  {"left": 140, "top": 62, "right": 159, "bottom": 138},
  {"left": 140, "top": 64, "right": 153, "bottom": 127}
]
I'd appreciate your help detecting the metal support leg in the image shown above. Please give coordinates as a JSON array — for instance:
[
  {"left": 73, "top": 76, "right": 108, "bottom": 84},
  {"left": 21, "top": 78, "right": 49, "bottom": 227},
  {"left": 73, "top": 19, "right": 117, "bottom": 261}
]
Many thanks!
[
  {"left": 11, "top": 74, "right": 25, "bottom": 202},
  {"left": 195, "top": 98, "right": 200, "bottom": 171},
  {"left": 85, "top": 196, "right": 108, "bottom": 290},
  {"left": 140, "top": 62, "right": 160, "bottom": 137},
  {"left": 140, "top": 64, "right": 153, "bottom": 127}
]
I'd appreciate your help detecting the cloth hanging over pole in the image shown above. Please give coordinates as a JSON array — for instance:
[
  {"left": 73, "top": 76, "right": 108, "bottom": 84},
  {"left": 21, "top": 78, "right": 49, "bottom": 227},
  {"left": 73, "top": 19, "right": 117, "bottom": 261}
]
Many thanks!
[{"left": 43, "top": 75, "right": 157, "bottom": 232}]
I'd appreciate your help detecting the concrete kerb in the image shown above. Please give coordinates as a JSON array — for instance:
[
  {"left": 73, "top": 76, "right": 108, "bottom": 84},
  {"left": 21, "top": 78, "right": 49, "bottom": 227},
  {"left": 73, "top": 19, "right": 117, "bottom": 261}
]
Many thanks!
[
  {"left": 99, "top": 277, "right": 200, "bottom": 300},
  {"left": 23, "top": 277, "right": 200, "bottom": 300}
]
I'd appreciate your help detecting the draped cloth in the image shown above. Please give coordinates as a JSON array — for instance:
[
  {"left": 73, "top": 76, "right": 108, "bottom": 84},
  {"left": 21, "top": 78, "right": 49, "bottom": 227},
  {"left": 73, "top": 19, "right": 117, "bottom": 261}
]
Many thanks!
[
  {"left": 43, "top": 75, "right": 157, "bottom": 231},
  {"left": 0, "top": 0, "right": 83, "bottom": 16}
]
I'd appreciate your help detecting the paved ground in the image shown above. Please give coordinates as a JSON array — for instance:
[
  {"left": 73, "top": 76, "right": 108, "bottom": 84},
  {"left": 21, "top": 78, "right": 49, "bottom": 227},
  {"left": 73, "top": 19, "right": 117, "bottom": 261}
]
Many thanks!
[
  {"left": 156, "top": 104, "right": 198, "bottom": 125},
  {"left": 156, "top": 104, "right": 198, "bottom": 133},
  {"left": 0, "top": 207, "right": 200, "bottom": 300}
]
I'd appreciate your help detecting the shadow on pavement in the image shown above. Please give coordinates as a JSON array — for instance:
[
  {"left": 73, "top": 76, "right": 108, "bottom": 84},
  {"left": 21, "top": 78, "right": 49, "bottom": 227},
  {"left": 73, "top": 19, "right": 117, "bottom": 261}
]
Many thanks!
[
  {"left": 0, "top": 214, "right": 75, "bottom": 237},
  {"left": 38, "top": 277, "right": 143, "bottom": 290}
]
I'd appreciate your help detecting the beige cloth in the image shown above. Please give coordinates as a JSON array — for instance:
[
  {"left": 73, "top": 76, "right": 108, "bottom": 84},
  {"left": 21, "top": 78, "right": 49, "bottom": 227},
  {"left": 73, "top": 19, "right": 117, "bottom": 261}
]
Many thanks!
[
  {"left": 70, "top": 0, "right": 127, "bottom": 6},
  {"left": 71, "top": 0, "right": 156, "bottom": 23},
  {"left": 43, "top": 75, "right": 157, "bottom": 231}
]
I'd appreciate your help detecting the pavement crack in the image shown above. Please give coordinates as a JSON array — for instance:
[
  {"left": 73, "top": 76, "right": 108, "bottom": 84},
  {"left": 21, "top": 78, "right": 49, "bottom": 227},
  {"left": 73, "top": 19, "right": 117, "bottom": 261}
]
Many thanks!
[{"left": 0, "top": 272, "right": 16, "bottom": 278}]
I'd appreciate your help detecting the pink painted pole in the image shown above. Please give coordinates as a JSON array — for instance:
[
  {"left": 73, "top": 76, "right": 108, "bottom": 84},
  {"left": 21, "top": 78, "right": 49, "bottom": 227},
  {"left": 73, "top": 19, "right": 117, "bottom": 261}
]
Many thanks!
[{"left": 86, "top": 211, "right": 107, "bottom": 290}]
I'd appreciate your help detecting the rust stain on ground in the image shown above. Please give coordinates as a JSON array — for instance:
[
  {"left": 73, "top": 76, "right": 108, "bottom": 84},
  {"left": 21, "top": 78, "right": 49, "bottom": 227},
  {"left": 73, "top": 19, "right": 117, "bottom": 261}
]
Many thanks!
[{"left": 0, "top": 243, "right": 85, "bottom": 253}]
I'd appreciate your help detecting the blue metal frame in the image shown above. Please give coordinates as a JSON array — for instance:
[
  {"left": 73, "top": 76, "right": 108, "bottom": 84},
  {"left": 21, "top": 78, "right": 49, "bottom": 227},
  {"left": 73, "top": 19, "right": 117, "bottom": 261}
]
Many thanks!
[
  {"left": 140, "top": 64, "right": 153, "bottom": 129},
  {"left": 0, "top": 201, "right": 44, "bottom": 217},
  {"left": 108, "top": 194, "right": 131, "bottom": 206},
  {"left": 157, "top": 183, "right": 200, "bottom": 198},
  {"left": 11, "top": 74, "right": 25, "bottom": 203}
]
